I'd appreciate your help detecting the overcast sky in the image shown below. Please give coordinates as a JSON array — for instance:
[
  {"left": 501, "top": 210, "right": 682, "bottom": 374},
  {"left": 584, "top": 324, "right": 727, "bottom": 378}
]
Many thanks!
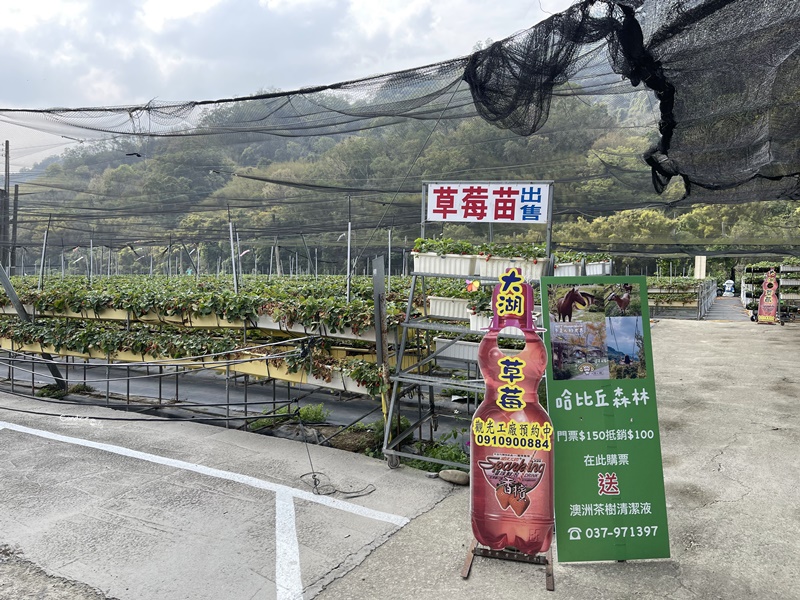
[
  {"left": 1, "top": 0, "right": 576, "bottom": 106},
  {"left": 0, "top": 0, "right": 573, "bottom": 168}
]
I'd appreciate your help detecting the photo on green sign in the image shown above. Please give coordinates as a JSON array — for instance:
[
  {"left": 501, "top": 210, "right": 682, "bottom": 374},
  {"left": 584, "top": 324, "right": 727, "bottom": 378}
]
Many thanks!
[
  {"left": 548, "top": 282, "right": 645, "bottom": 381},
  {"left": 607, "top": 316, "right": 646, "bottom": 379}
]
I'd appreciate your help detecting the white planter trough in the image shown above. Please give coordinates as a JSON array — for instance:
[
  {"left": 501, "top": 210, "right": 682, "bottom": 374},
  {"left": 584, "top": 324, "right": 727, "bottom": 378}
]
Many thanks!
[
  {"left": 478, "top": 256, "right": 548, "bottom": 280},
  {"left": 256, "top": 314, "right": 388, "bottom": 343},
  {"left": 434, "top": 337, "right": 481, "bottom": 362},
  {"left": 469, "top": 312, "right": 492, "bottom": 332},
  {"left": 307, "top": 370, "right": 367, "bottom": 394},
  {"left": 553, "top": 262, "right": 581, "bottom": 277},
  {"left": 434, "top": 337, "right": 520, "bottom": 362},
  {"left": 412, "top": 252, "right": 477, "bottom": 276},
  {"left": 585, "top": 261, "right": 613, "bottom": 276},
  {"left": 468, "top": 313, "right": 524, "bottom": 335},
  {"left": 427, "top": 296, "right": 470, "bottom": 319},
  {"left": 469, "top": 308, "right": 543, "bottom": 333}
]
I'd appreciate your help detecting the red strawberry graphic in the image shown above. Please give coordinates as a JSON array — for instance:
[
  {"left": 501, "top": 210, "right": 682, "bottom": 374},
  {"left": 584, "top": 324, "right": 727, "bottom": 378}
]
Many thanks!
[
  {"left": 508, "top": 491, "right": 531, "bottom": 516},
  {"left": 495, "top": 485, "right": 511, "bottom": 509}
]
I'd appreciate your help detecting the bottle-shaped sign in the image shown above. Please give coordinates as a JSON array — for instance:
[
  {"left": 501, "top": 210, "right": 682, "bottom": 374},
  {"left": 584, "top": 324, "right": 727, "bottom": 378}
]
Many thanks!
[
  {"left": 757, "top": 269, "right": 779, "bottom": 324},
  {"left": 470, "top": 268, "right": 554, "bottom": 554}
]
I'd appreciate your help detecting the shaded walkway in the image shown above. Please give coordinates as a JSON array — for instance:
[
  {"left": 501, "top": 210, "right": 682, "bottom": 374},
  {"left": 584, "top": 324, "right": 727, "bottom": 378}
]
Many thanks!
[{"left": 703, "top": 296, "right": 751, "bottom": 321}]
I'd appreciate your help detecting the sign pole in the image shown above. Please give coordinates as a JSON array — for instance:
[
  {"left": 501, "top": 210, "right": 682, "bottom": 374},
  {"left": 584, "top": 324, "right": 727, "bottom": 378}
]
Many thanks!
[
  {"left": 545, "top": 183, "right": 554, "bottom": 275},
  {"left": 346, "top": 210, "right": 352, "bottom": 302},
  {"left": 420, "top": 183, "right": 427, "bottom": 240}
]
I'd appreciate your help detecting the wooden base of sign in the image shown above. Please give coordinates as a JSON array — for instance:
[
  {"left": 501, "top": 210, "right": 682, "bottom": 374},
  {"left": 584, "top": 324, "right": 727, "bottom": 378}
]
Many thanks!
[{"left": 460, "top": 538, "right": 555, "bottom": 591}]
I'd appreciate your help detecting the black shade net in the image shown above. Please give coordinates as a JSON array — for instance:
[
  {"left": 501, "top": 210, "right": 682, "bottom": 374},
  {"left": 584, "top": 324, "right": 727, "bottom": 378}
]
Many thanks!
[{"left": 0, "top": 0, "right": 797, "bottom": 262}]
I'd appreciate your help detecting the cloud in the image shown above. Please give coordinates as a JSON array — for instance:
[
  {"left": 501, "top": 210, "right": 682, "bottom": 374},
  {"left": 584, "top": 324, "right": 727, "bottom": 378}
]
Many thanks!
[
  {"left": 0, "top": 0, "right": 571, "bottom": 108},
  {"left": 0, "top": 0, "right": 573, "bottom": 168},
  {"left": 328, "top": 0, "right": 556, "bottom": 82},
  {"left": 139, "top": 0, "right": 225, "bottom": 32},
  {"left": 76, "top": 67, "right": 128, "bottom": 105},
  {"left": 0, "top": 0, "right": 88, "bottom": 33},
  {"left": 259, "top": 0, "right": 336, "bottom": 12}
]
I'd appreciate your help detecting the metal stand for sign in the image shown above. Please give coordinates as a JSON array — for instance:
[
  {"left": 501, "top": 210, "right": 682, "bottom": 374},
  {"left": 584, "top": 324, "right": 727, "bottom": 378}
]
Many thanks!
[{"left": 461, "top": 537, "right": 555, "bottom": 591}]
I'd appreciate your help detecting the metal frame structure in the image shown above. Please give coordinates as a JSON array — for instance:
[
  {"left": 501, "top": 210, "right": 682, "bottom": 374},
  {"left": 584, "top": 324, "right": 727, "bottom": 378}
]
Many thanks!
[
  {"left": 0, "top": 348, "right": 300, "bottom": 427},
  {"left": 381, "top": 271, "right": 498, "bottom": 469}
]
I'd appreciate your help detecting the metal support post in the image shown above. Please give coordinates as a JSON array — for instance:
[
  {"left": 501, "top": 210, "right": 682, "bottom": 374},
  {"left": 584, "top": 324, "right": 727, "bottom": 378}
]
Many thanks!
[
  {"left": 10, "top": 344, "right": 15, "bottom": 393},
  {"left": 420, "top": 183, "right": 427, "bottom": 239},
  {"left": 545, "top": 182, "right": 555, "bottom": 276},
  {"left": 0, "top": 264, "right": 66, "bottom": 389},
  {"left": 225, "top": 365, "right": 231, "bottom": 429},
  {"left": 244, "top": 374, "right": 249, "bottom": 430},
  {"left": 372, "top": 256, "right": 392, "bottom": 428},
  {"left": 346, "top": 208, "right": 352, "bottom": 302}
]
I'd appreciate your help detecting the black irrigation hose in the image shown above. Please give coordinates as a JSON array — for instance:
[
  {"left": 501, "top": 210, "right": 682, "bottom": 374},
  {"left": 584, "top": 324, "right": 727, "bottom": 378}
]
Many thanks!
[{"left": 294, "top": 405, "right": 376, "bottom": 498}]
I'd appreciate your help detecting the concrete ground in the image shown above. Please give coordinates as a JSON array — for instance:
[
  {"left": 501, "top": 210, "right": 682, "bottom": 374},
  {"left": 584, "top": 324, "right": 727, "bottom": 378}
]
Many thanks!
[{"left": 1, "top": 318, "right": 798, "bottom": 599}]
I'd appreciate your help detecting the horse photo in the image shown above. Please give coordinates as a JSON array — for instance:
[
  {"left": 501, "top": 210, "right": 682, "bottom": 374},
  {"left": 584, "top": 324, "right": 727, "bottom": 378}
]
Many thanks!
[
  {"left": 604, "top": 283, "right": 641, "bottom": 317},
  {"left": 554, "top": 286, "right": 604, "bottom": 322}
]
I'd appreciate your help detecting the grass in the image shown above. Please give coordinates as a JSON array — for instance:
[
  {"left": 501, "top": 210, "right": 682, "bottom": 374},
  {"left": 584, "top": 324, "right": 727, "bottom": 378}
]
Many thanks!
[
  {"left": 296, "top": 403, "right": 330, "bottom": 423},
  {"left": 67, "top": 383, "right": 96, "bottom": 394},
  {"left": 403, "top": 440, "right": 469, "bottom": 473},
  {"left": 35, "top": 384, "right": 68, "bottom": 399}
]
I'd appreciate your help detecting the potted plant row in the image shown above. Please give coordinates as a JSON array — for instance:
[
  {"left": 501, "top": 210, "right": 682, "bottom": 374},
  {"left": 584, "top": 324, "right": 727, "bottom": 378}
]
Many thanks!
[
  {"left": 476, "top": 242, "right": 548, "bottom": 279},
  {"left": 464, "top": 284, "right": 543, "bottom": 332},
  {"left": 780, "top": 286, "right": 800, "bottom": 300},
  {"left": 780, "top": 261, "right": 800, "bottom": 273},
  {"left": 552, "top": 250, "right": 583, "bottom": 276},
  {"left": 412, "top": 238, "right": 549, "bottom": 280},
  {"left": 425, "top": 277, "right": 480, "bottom": 320},
  {"left": 584, "top": 252, "right": 614, "bottom": 275},
  {"left": 411, "top": 238, "right": 478, "bottom": 276},
  {"left": 0, "top": 316, "right": 393, "bottom": 396},
  {"left": 411, "top": 239, "right": 616, "bottom": 279},
  {"left": 552, "top": 251, "right": 613, "bottom": 276},
  {"left": 433, "top": 334, "right": 523, "bottom": 362},
  {"left": 427, "top": 295, "right": 471, "bottom": 320},
  {"left": 0, "top": 275, "right": 412, "bottom": 343}
]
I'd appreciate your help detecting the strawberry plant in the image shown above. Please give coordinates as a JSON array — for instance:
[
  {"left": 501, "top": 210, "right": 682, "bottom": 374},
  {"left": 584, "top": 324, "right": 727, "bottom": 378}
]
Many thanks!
[
  {"left": 476, "top": 242, "right": 546, "bottom": 260},
  {"left": 412, "top": 238, "right": 476, "bottom": 256}
]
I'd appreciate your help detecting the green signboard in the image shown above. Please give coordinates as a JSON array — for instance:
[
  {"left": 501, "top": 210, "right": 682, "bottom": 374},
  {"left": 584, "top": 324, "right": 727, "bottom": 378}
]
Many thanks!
[{"left": 539, "top": 275, "right": 670, "bottom": 562}]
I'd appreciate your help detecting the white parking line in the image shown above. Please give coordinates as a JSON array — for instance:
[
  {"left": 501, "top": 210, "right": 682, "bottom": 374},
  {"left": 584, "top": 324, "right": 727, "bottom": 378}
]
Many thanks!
[
  {"left": 0, "top": 421, "right": 409, "bottom": 599},
  {"left": 275, "top": 491, "right": 304, "bottom": 600}
]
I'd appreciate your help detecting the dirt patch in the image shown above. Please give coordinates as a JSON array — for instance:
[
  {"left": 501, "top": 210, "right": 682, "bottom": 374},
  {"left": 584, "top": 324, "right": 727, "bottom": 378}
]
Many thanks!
[
  {"left": 316, "top": 425, "right": 379, "bottom": 453},
  {"left": 0, "top": 546, "right": 116, "bottom": 600}
]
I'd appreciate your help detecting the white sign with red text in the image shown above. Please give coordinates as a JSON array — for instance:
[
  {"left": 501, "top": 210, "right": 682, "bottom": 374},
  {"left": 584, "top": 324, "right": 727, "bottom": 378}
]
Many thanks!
[{"left": 425, "top": 181, "right": 552, "bottom": 224}]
